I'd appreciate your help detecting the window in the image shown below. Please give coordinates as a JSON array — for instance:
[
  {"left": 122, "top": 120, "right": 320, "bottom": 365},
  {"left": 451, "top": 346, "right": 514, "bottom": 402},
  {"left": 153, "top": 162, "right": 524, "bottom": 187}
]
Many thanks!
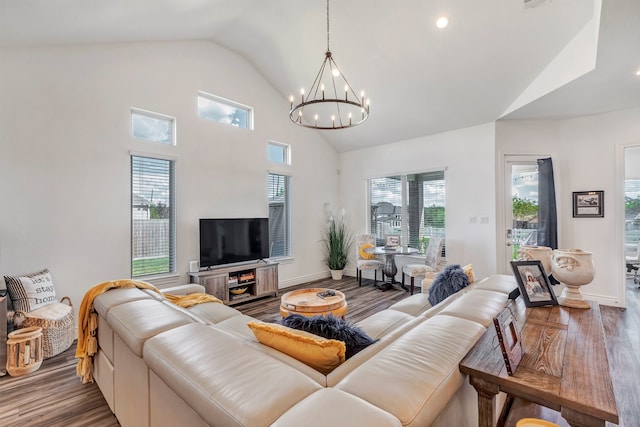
[
  {"left": 131, "top": 108, "right": 175, "bottom": 145},
  {"left": 131, "top": 155, "right": 176, "bottom": 277},
  {"left": 369, "top": 170, "right": 445, "bottom": 253},
  {"left": 268, "top": 173, "right": 291, "bottom": 258},
  {"left": 198, "top": 91, "right": 253, "bottom": 130},
  {"left": 268, "top": 141, "right": 290, "bottom": 165}
]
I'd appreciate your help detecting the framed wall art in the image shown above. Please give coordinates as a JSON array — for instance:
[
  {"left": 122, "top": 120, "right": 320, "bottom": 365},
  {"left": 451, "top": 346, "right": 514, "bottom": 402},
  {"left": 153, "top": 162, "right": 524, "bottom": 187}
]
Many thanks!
[{"left": 573, "top": 190, "right": 604, "bottom": 218}]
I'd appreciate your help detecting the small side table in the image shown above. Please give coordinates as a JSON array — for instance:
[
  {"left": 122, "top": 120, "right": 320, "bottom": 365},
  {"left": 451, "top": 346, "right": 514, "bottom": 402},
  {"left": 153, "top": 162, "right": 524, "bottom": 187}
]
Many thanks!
[{"left": 280, "top": 288, "right": 347, "bottom": 318}]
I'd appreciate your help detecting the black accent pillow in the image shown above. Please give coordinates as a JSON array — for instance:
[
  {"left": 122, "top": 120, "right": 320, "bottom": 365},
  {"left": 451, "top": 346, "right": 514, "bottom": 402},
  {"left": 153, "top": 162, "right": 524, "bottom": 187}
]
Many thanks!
[
  {"left": 281, "top": 314, "right": 378, "bottom": 359},
  {"left": 428, "top": 264, "right": 470, "bottom": 306}
]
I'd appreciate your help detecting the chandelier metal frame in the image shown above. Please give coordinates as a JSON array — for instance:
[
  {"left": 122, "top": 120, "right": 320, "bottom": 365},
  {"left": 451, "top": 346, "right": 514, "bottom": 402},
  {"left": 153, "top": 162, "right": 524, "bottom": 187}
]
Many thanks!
[{"left": 289, "top": 0, "right": 369, "bottom": 130}]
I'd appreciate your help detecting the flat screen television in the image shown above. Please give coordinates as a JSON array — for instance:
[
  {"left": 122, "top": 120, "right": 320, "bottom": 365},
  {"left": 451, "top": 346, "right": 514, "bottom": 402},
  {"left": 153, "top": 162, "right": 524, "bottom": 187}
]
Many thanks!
[{"left": 199, "top": 218, "right": 270, "bottom": 269}]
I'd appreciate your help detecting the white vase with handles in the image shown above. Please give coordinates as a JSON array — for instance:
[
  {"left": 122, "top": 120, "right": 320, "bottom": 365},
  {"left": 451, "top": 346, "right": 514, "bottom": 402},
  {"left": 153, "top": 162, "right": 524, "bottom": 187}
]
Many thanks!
[
  {"left": 551, "top": 249, "right": 595, "bottom": 309},
  {"left": 517, "top": 245, "right": 553, "bottom": 275}
]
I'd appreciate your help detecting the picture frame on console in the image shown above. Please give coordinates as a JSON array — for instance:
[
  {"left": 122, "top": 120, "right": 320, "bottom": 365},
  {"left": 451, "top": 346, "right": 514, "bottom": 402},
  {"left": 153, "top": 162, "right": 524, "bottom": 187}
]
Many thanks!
[
  {"left": 510, "top": 260, "right": 558, "bottom": 307},
  {"left": 572, "top": 190, "right": 604, "bottom": 218}
]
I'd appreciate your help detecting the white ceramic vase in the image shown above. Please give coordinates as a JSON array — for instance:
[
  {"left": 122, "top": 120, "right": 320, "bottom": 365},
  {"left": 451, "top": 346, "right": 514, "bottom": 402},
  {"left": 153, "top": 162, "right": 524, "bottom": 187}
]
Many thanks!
[
  {"left": 517, "top": 245, "right": 553, "bottom": 274},
  {"left": 551, "top": 249, "right": 595, "bottom": 309},
  {"left": 330, "top": 269, "right": 344, "bottom": 280}
]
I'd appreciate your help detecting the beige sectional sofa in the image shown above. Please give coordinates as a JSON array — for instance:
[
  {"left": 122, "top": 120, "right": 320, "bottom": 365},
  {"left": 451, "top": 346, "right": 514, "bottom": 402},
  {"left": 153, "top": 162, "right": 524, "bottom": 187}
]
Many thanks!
[{"left": 90, "top": 274, "right": 519, "bottom": 427}]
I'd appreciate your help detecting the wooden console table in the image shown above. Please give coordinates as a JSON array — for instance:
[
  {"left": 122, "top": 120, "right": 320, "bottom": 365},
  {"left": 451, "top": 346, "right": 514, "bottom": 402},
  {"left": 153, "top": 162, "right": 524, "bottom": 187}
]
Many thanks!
[{"left": 460, "top": 300, "right": 618, "bottom": 427}]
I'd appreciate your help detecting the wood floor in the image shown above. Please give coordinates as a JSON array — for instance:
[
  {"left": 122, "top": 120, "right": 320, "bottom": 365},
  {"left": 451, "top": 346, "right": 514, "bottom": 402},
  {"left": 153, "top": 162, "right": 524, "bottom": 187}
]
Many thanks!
[{"left": 0, "top": 276, "right": 638, "bottom": 427}]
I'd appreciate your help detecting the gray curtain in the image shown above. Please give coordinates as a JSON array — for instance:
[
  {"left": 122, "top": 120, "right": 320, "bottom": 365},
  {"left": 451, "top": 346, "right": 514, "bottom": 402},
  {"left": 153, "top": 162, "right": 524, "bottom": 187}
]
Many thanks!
[{"left": 537, "top": 157, "right": 558, "bottom": 249}]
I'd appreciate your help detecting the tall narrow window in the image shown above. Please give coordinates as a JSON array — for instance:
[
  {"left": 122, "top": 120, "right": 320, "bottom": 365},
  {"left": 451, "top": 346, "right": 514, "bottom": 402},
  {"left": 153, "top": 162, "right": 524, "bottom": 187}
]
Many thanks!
[
  {"left": 369, "top": 170, "right": 445, "bottom": 254},
  {"left": 131, "top": 156, "right": 176, "bottom": 277},
  {"left": 268, "top": 173, "right": 291, "bottom": 258}
]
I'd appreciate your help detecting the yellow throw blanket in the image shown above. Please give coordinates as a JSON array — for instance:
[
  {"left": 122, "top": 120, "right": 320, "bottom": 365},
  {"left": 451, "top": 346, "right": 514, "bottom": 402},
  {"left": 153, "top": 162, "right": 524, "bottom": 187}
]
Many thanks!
[{"left": 75, "top": 279, "right": 221, "bottom": 384}]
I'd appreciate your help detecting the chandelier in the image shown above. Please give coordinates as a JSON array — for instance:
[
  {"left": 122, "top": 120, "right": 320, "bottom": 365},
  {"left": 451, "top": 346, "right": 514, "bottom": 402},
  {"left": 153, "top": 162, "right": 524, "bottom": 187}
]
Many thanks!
[{"left": 289, "top": 0, "right": 369, "bottom": 130}]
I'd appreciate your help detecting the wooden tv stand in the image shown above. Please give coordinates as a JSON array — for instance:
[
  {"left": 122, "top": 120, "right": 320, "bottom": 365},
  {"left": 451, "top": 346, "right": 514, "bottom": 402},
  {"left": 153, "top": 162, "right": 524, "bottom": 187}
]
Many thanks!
[{"left": 189, "top": 262, "right": 278, "bottom": 306}]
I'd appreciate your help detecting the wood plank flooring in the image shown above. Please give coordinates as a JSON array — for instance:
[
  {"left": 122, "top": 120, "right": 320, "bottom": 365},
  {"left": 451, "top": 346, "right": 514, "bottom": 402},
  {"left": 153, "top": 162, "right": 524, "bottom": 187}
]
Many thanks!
[{"left": 0, "top": 276, "right": 638, "bottom": 427}]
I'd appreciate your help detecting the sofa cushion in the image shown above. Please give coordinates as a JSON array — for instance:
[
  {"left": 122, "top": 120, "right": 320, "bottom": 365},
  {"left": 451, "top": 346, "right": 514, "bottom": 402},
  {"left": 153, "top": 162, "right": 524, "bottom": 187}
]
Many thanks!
[
  {"left": 186, "top": 301, "right": 242, "bottom": 324},
  {"left": 472, "top": 273, "right": 518, "bottom": 295},
  {"left": 107, "top": 299, "right": 194, "bottom": 357},
  {"left": 335, "top": 315, "right": 486, "bottom": 426},
  {"left": 93, "top": 288, "right": 154, "bottom": 317},
  {"left": 144, "top": 324, "right": 323, "bottom": 427},
  {"left": 272, "top": 388, "right": 402, "bottom": 427},
  {"left": 355, "top": 309, "right": 416, "bottom": 340},
  {"left": 436, "top": 289, "right": 508, "bottom": 327},
  {"left": 247, "top": 321, "right": 346, "bottom": 374},
  {"left": 4, "top": 268, "right": 57, "bottom": 312}
]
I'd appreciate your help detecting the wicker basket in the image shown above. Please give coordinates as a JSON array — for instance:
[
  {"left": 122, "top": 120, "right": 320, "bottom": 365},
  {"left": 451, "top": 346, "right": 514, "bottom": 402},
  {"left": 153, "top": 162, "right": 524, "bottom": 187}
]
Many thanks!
[{"left": 15, "top": 296, "right": 74, "bottom": 359}]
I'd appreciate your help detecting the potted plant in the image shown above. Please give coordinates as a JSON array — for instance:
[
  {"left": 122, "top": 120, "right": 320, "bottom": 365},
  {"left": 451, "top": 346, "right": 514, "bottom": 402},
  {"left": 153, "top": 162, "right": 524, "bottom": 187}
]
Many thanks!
[{"left": 321, "top": 215, "right": 354, "bottom": 279}]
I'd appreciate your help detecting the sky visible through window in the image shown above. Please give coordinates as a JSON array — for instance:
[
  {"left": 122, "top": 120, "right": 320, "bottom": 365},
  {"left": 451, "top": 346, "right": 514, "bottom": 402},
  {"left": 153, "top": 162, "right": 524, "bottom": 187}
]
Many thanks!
[
  {"left": 198, "top": 94, "right": 249, "bottom": 128},
  {"left": 131, "top": 111, "right": 172, "bottom": 144}
]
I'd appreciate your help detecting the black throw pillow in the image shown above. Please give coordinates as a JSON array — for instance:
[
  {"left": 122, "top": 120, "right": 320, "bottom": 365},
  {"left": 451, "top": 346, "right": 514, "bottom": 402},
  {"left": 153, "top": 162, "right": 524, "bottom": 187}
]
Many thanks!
[
  {"left": 428, "top": 264, "right": 470, "bottom": 306},
  {"left": 281, "top": 314, "right": 378, "bottom": 359}
]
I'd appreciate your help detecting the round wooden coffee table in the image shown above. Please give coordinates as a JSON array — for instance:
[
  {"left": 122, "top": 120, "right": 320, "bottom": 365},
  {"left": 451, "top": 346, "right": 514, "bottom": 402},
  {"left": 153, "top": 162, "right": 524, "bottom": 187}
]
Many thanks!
[{"left": 279, "top": 288, "right": 348, "bottom": 318}]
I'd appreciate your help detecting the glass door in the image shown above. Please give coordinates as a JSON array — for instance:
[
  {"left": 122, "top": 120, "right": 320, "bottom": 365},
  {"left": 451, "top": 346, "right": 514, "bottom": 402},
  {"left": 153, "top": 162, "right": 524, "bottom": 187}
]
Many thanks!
[
  {"left": 624, "top": 146, "right": 640, "bottom": 285},
  {"left": 501, "top": 156, "right": 539, "bottom": 273}
]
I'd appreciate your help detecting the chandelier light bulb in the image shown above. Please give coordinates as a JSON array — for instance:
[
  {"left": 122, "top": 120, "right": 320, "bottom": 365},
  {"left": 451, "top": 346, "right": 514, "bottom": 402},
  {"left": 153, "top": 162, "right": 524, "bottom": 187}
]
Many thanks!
[
  {"left": 332, "top": 68, "right": 340, "bottom": 77},
  {"left": 436, "top": 16, "right": 449, "bottom": 29}
]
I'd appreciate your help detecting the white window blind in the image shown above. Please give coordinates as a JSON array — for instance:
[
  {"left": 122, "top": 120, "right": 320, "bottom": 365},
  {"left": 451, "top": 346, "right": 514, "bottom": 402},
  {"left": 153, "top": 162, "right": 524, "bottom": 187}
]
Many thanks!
[
  {"left": 131, "top": 155, "right": 176, "bottom": 277},
  {"left": 369, "top": 170, "right": 445, "bottom": 254},
  {"left": 268, "top": 173, "right": 291, "bottom": 258}
]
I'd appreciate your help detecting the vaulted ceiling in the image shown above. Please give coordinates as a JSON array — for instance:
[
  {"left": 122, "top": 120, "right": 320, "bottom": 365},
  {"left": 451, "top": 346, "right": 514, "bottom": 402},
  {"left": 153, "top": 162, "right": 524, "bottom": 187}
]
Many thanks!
[{"left": 1, "top": 0, "right": 638, "bottom": 152}]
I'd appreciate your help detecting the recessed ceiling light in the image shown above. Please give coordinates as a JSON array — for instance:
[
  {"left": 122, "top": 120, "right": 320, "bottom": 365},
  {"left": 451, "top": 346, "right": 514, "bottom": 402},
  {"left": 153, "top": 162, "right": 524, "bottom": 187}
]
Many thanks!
[
  {"left": 636, "top": 69, "right": 640, "bottom": 76},
  {"left": 436, "top": 16, "right": 449, "bottom": 29}
]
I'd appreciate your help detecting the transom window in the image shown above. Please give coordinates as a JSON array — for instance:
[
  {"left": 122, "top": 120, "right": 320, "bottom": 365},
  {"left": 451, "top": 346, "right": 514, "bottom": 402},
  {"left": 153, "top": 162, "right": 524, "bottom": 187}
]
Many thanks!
[
  {"left": 369, "top": 170, "right": 445, "bottom": 253},
  {"left": 268, "top": 141, "right": 291, "bottom": 165},
  {"left": 198, "top": 91, "right": 253, "bottom": 130},
  {"left": 131, "top": 108, "right": 175, "bottom": 145}
]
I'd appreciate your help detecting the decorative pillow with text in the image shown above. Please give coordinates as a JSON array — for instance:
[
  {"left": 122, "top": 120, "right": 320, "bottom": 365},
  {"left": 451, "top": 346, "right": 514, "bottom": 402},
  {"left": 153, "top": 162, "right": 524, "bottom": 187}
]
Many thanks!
[{"left": 4, "top": 268, "right": 58, "bottom": 312}]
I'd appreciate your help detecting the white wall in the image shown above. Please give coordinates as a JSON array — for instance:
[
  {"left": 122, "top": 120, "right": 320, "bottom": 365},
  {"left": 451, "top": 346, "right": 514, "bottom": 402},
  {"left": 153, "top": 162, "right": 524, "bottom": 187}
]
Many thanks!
[
  {"left": 496, "top": 107, "right": 640, "bottom": 307},
  {"left": 0, "top": 41, "right": 339, "bottom": 313},
  {"left": 339, "top": 123, "right": 498, "bottom": 282}
]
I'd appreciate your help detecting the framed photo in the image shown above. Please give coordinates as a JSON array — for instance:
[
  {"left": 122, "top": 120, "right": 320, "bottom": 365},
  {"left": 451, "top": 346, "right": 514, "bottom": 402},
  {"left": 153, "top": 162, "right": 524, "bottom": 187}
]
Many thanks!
[
  {"left": 493, "top": 307, "right": 523, "bottom": 375},
  {"left": 510, "top": 260, "right": 558, "bottom": 307},
  {"left": 573, "top": 190, "right": 604, "bottom": 218},
  {"left": 385, "top": 234, "right": 400, "bottom": 248}
]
